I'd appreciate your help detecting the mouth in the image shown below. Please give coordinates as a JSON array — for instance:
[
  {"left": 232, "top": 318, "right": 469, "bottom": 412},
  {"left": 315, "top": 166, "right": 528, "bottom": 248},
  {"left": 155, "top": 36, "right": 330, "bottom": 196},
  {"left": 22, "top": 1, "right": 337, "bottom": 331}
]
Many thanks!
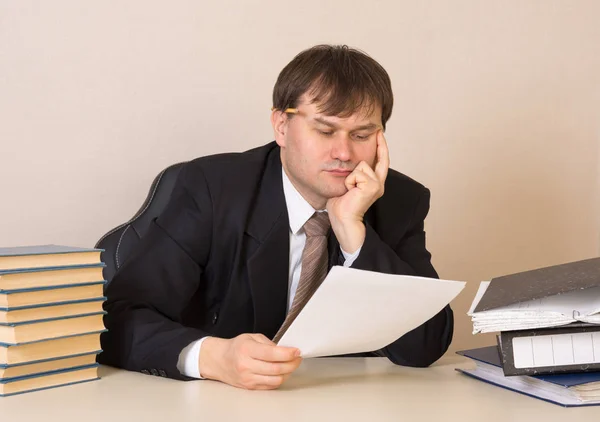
[{"left": 325, "top": 169, "right": 353, "bottom": 177}]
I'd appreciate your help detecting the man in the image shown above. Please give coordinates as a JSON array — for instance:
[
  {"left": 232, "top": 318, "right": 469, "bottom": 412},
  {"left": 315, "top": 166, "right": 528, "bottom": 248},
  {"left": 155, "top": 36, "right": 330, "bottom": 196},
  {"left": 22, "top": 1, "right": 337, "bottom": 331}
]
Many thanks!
[{"left": 99, "top": 44, "right": 453, "bottom": 390}]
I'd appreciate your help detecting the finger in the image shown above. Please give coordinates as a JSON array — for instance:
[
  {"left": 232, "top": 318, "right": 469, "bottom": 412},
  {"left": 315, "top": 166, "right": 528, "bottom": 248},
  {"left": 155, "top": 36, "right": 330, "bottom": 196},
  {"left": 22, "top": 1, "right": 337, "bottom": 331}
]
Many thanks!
[
  {"left": 374, "top": 130, "right": 390, "bottom": 182},
  {"left": 344, "top": 168, "right": 363, "bottom": 191},
  {"left": 248, "top": 333, "right": 276, "bottom": 345},
  {"left": 356, "top": 160, "right": 378, "bottom": 181},
  {"left": 247, "top": 342, "right": 300, "bottom": 362},
  {"left": 243, "top": 374, "right": 286, "bottom": 390},
  {"left": 249, "top": 357, "right": 303, "bottom": 376},
  {"left": 345, "top": 162, "right": 377, "bottom": 190}
]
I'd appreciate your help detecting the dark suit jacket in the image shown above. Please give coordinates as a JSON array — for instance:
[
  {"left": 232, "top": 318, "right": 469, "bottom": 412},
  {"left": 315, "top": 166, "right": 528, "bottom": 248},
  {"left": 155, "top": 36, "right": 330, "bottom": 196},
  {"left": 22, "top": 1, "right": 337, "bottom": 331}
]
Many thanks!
[{"left": 99, "top": 142, "right": 454, "bottom": 380}]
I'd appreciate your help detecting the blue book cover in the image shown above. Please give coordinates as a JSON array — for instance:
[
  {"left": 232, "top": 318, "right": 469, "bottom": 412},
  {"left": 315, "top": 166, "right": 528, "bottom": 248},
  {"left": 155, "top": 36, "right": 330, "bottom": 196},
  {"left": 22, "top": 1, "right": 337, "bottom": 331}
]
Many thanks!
[
  {"left": 458, "top": 346, "right": 600, "bottom": 387},
  {"left": 0, "top": 296, "right": 106, "bottom": 312},
  {"left": 0, "top": 364, "right": 100, "bottom": 397},
  {"left": 1, "top": 361, "right": 99, "bottom": 382},
  {"left": 0, "top": 377, "right": 100, "bottom": 397},
  {"left": 0, "top": 262, "right": 105, "bottom": 276},
  {"left": 0, "top": 311, "right": 107, "bottom": 327},
  {"left": 0, "top": 245, "right": 103, "bottom": 257},
  {"left": 0, "top": 329, "right": 107, "bottom": 347},
  {"left": 0, "top": 351, "right": 102, "bottom": 369},
  {"left": 1, "top": 360, "right": 101, "bottom": 382},
  {"left": 0, "top": 279, "right": 106, "bottom": 294}
]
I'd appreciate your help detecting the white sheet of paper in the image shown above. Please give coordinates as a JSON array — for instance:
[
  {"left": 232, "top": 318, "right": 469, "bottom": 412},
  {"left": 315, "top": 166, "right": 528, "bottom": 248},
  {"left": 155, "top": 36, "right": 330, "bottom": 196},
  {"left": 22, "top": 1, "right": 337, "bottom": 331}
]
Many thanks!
[{"left": 277, "top": 266, "right": 465, "bottom": 358}]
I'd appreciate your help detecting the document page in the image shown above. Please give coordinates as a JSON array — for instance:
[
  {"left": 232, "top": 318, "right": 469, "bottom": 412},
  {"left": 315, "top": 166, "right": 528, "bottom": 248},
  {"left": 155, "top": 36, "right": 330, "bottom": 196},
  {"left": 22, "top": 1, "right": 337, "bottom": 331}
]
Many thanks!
[{"left": 277, "top": 266, "right": 465, "bottom": 357}]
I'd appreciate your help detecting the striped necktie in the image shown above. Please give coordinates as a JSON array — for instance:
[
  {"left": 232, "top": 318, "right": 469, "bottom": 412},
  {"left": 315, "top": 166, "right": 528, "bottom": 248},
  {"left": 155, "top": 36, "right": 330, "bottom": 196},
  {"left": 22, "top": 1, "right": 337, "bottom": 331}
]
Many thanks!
[{"left": 273, "top": 212, "right": 331, "bottom": 343}]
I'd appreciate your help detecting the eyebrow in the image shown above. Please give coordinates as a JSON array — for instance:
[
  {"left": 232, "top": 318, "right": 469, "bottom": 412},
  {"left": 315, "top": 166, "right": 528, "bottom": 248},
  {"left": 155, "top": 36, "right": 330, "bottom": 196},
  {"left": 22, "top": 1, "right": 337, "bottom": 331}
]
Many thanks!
[{"left": 313, "top": 117, "right": 380, "bottom": 132}]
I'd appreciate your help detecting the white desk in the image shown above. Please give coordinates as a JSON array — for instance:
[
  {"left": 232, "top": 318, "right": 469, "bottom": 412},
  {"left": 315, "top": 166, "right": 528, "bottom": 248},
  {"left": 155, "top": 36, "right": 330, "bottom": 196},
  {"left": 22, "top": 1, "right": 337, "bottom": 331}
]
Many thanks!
[{"left": 1, "top": 356, "right": 598, "bottom": 421}]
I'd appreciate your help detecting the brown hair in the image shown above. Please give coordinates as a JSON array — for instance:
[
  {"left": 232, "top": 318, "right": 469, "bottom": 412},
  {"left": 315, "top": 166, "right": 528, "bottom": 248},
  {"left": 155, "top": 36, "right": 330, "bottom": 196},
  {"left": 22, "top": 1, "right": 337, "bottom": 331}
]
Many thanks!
[{"left": 272, "top": 45, "right": 393, "bottom": 129}]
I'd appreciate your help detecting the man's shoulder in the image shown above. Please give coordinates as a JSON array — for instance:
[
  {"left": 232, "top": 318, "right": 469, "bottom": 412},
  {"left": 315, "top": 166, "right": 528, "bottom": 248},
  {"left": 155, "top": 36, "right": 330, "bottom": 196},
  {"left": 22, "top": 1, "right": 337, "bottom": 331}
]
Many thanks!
[
  {"left": 371, "top": 169, "right": 431, "bottom": 238},
  {"left": 186, "top": 142, "right": 278, "bottom": 174},
  {"left": 384, "top": 168, "right": 429, "bottom": 201},
  {"left": 172, "top": 142, "right": 280, "bottom": 214},
  {"left": 178, "top": 142, "right": 278, "bottom": 191}
]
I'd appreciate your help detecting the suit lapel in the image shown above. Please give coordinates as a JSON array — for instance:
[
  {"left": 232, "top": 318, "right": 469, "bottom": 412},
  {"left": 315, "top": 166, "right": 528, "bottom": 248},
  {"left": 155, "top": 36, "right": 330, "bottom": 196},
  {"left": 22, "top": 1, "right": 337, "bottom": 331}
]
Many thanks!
[
  {"left": 327, "top": 229, "right": 341, "bottom": 268},
  {"left": 245, "top": 147, "right": 290, "bottom": 339}
]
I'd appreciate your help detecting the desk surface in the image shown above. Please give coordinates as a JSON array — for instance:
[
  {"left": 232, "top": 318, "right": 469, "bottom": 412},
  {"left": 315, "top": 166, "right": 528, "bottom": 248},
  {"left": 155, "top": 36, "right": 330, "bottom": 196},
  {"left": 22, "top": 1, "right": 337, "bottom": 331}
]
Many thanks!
[{"left": 1, "top": 356, "right": 598, "bottom": 421}]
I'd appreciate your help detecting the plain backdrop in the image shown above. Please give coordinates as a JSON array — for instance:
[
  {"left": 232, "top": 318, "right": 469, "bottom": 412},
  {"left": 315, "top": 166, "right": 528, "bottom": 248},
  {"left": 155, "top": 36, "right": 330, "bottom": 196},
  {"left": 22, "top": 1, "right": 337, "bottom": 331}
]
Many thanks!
[{"left": 1, "top": 0, "right": 599, "bottom": 352}]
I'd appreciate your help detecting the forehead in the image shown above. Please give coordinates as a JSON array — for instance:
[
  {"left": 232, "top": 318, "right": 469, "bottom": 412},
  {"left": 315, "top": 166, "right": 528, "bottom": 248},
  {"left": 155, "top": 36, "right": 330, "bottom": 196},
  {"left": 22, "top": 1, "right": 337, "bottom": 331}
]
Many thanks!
[{"left": 298, "top": 95, "right": 382, "bottom": 126}]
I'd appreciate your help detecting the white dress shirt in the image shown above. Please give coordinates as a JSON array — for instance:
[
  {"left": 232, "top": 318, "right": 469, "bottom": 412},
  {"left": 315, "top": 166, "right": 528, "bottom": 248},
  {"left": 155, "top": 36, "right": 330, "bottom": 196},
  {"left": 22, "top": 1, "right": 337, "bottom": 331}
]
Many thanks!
[{"left": 176, "top": 168, "right": 362, "bottom": 378}]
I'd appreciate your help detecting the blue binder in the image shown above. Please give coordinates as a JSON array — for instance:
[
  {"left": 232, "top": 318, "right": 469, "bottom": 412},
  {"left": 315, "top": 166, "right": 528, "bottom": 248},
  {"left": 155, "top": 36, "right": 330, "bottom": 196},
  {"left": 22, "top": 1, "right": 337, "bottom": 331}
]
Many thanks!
[{"left": 457, "top": 346, "right": 600, "bottom": 407}]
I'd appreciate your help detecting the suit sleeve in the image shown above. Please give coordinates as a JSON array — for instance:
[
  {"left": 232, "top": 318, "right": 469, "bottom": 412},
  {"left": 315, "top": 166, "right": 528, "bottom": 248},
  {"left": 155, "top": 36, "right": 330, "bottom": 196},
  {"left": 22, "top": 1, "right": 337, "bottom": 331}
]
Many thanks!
[
  {"left": 350, "top": 188, "right": 454, "bottom": 367},
  {"left": 99, "top": 164, "right": 212, "bottom": 380}
]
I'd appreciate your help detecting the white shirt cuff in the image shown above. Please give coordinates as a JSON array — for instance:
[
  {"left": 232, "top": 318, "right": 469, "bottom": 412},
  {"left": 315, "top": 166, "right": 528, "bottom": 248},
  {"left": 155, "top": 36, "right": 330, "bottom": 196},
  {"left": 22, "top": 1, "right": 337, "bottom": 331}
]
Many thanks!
[
  {"left": 177, "top": 337, "right": 208, "bottom": 379},
  {"left": 341, "top": 245, "right": 362, "bottom": 267}
]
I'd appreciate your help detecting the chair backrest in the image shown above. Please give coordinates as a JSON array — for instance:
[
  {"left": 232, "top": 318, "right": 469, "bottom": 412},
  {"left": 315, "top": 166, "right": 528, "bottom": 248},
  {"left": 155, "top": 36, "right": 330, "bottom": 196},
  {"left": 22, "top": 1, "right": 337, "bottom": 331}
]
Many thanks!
[{"left": 95, "top": 162, "right": 187, "bottom": 286}]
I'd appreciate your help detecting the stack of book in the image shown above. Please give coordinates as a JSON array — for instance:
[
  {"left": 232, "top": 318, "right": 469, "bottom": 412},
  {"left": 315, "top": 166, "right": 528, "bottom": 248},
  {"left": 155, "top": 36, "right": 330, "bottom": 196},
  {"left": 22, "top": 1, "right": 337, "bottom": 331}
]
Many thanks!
[
  {"left": 0, "top": 245, "right": 106, "bottom": 397},
  {"left": 459, "top": 257, "right": 600, "bottom": 407}
]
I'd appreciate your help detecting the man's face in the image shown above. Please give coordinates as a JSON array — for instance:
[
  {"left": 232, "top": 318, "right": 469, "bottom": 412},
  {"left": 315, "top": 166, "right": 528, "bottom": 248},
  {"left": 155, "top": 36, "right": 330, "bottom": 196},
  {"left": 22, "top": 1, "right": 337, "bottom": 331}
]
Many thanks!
[{"left": 272, "top": 95, "right": 383, "bottom": 209}]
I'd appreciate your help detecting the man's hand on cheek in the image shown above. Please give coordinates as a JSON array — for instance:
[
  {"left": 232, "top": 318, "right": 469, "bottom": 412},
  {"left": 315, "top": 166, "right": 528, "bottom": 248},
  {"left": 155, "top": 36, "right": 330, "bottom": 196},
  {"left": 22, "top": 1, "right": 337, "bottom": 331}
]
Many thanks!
[{"left": 326, "top": 130, "right": 390, "bottom": 254}]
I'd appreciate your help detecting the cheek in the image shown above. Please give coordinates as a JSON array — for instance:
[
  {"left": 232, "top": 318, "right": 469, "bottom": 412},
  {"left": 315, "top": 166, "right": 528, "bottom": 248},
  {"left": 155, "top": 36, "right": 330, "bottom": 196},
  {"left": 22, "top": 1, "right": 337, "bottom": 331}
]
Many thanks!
[
  {"left": 285, "top": 137, "right": 317, "bottom": 175},
  {"left": 354, "top": 142, "right": 378, "bottom": 166},
  {"left": 290, "top": 134, "right": 326, "bottom": 163}
]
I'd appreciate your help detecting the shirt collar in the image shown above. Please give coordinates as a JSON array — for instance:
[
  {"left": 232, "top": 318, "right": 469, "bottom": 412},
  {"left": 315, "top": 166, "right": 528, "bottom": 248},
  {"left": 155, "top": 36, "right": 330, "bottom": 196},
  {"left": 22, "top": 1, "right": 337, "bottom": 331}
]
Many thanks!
[{"left": 282, "top": 168, "right": 323, "bottom": 235}]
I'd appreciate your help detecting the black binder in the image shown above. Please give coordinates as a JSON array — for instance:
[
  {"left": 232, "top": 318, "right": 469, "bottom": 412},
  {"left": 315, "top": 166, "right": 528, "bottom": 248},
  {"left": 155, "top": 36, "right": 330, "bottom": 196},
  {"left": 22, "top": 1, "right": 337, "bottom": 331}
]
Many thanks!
[
  {"left": 498, "top": 323, "right": 600, "bottom": 376},
  {"left": 474, "top": 257, "right": 600, "bottom": 313}
]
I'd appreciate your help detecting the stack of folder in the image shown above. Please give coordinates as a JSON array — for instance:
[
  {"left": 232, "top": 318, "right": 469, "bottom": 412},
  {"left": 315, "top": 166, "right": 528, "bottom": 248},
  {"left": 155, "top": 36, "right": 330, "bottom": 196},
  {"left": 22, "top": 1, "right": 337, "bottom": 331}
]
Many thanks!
[
  {"left": 0, "top": 245, "right": 106, "bottom": 397},
  {"left": 459, "top": 257, "right": 600, "bottom": 406},
  {"left": 457, "top": 346, "right": 600, "bottom": 407}
]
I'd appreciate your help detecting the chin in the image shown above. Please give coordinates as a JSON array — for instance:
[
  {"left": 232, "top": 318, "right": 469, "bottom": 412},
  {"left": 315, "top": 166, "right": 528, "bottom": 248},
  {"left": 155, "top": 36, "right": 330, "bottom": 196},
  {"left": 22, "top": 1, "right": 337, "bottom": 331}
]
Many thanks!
[{"left": 320, "top": 184, "right": 348, "bottom": 199}]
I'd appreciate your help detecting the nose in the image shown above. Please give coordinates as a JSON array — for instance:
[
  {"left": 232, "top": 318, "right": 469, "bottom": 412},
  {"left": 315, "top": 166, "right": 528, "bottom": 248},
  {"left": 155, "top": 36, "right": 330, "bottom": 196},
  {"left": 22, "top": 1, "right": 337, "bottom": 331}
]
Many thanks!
[{"left": 330, "top": 133, "right": 352, "bottom": 162}]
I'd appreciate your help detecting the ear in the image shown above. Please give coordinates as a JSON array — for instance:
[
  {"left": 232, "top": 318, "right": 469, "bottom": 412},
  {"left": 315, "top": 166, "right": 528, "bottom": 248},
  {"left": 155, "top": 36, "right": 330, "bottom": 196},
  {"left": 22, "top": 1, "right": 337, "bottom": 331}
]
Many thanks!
[{"left": 271, "top": 110, "right": 289, "bottom": 148}]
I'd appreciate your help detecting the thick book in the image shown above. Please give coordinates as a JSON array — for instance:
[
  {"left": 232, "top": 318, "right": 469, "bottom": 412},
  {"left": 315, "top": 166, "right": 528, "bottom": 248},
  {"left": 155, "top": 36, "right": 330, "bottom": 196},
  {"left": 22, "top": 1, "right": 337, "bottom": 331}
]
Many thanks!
[
  {"left": 0, "top": 314, "right": 106, "bottom": 345},
  {"left": 0, "top": 364, "right": 99, "bottom": 397},
  {"left": 0, "top": 299, "right": 105, "bottom": 324},
  {"left": 0, "top": 264, "right": 105, "bottom": 291},
  {"left": 0, "top": 352, "right": 98, "bottom": 381},
  {"left": 0, "top": 333, "right": 102, "bottom": 366},
  {"left": 498, "top": 323, "right": 600, "bottom": 376},
  {"left": 457, "top": 346, "right": 600, "bottom": 407},
  {"left": 468, "top": 257, "right": 600, "bottom": 333},
  {"left": 0, "top": 245, "right": 102, "bottom": 271},
  {"left": 0, "top": 282, "right": 105, "bottom": 309}
]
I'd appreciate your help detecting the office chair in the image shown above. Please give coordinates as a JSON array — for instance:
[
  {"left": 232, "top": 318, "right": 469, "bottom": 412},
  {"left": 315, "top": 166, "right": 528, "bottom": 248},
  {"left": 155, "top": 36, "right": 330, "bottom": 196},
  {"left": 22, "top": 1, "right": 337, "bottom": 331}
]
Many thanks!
[{"left": 95, "top": 162, "right": 187, "bottom": 286}]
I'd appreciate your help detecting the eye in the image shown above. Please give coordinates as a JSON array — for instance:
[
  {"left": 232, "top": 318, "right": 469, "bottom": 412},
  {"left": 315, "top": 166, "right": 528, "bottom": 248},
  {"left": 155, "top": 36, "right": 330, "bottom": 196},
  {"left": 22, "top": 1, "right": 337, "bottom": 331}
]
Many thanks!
[
  {"left": 318, "top": 130, "right": 334, "bottom": 137},
  {"left": 352, "top": 133, "right": 371, "bottom": 141}
]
